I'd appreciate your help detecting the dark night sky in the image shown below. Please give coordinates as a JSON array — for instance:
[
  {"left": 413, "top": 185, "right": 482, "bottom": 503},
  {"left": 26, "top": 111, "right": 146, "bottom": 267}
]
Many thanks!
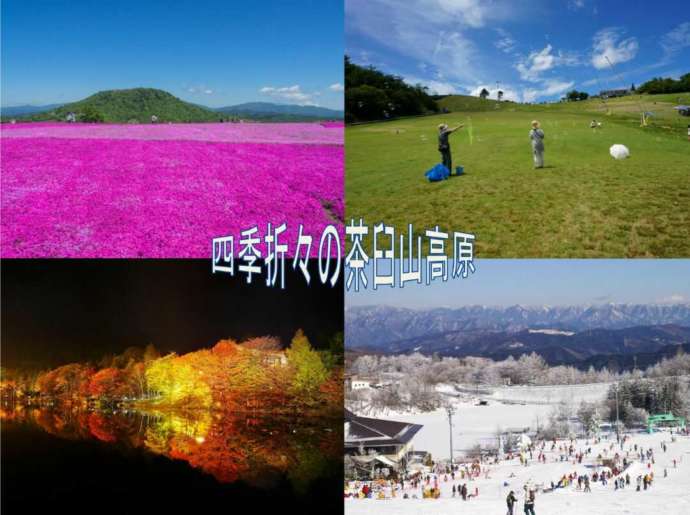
[{"left": 1, "top": 260, "right": 343, "bottom": 370}]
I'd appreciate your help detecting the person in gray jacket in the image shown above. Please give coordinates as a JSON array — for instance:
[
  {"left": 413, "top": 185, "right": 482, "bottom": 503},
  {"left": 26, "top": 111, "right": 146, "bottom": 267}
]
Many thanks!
[
  {"left": 529, "top": 120, "right": 545, "bottom": 168},
  {"left": 438, "top": 122, "right": 464, "bottom": 174}
]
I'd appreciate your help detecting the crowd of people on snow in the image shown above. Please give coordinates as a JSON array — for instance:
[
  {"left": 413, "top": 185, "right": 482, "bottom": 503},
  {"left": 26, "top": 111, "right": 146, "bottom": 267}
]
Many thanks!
[
  {"left": 345, "top": 429, "right": 686, "bottom": 513},
  {"left": 344, "top": 462, "right": 484, "bottom": 501}
]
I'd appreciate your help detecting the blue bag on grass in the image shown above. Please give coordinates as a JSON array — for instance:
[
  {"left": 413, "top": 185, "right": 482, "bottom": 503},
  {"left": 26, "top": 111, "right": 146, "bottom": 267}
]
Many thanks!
[
  {"left": 425, "top": 163, "right": 450, "bottom": 182},
  {"left": 455, "top": 165, "right": 464, "bottom": 176}
]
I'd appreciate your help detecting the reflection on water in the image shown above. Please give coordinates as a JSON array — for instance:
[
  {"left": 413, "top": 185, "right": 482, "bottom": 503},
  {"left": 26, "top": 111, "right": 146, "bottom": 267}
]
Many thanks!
[{"left": 1, "top": 405, "right": 342, "bottom": 497}]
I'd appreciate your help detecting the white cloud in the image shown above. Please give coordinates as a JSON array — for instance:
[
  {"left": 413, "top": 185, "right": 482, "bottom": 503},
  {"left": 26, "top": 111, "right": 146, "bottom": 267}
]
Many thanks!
[
  {"left": 568, "top": 0, "right": 585, "bottom": 10},
  {"left": 405, "top": 76, "right": 458, "bottom": 95},
  {"left": 541, "top": 79, "right": 575, "bottom": 95},
  {"left": 329, "top": 83, "right": 344, "bottom": 92},
  {"left": 656, "top": 294, "right": 687, "bottom": 304},
  {"left": 345, "top": 0, "right": 517, "bottom": 83},
  {"left": 186, "top": 85, "right": 214, "bottom": 95},
  {"left": 522, "top": 89, "right": 539, "bottom": 103},
  {"left": 518, "top": 45, "right": 556, "bottom": 80},
  {"left": 516, "top": 45, "right": 580, "bottom": 81},
  {"left": 591, "top": 27, "right": 638, "bottom": 69},
  {"left": 661, "top": 22, "right": 690, "bottom": 58},
  {"left": 259, "top": 85, "right": 318, "bottom": 105},
  {"left": 435, "top": 0, "right": 493, "bottom": 28},
  {"left": 494, "top": 28, "right": 516, "bottom": 54},
  {"left": 522, "top": 79, "right": 574, "bottom": 103}
]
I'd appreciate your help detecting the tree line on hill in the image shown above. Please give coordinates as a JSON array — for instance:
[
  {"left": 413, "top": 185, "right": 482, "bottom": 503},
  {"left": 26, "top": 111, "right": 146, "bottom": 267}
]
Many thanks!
[
  {"left": 565, "top": 90, "right": 590, "bottom": 101},
  {"left": 345, "top": 56, "right": 438, "bottom": 122},
  {"left": 638, "top": 73, "right": 690, "bottom": 95},
  {"left": 564, "top": 73, "right": 690, "bottom": 101},
  {"left": 348, "top": 350, "right": 689, "bottom": 442},
  {"left": 347, "top": 350, "right": 690, "bottom": 414},
  {"left": 1, "top": 330, "right": 344, "bottom": 414}
]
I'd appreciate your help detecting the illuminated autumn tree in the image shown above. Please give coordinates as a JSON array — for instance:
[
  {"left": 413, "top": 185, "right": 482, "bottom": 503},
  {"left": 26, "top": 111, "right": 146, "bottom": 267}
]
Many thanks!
[
  {"left": 145, "top": 354, "right": 212, "bottom": 408},
  {"left": 241, "top": 335, "right": 282, "bottom": 351},
  {"left": 88, "top": 367, "right": 133, "bottom": 399},
  {"left": 35, "top": 363, "right": 93, "bottom": 400},
  {"left": 285, "top": 330, "right": 328, "bottom": 403},
  {"left": 126, "top": 360, "right": 148, "bottom": 398},
  {"left": 211, "top": 339, "right": 240, "bottom": 358}
]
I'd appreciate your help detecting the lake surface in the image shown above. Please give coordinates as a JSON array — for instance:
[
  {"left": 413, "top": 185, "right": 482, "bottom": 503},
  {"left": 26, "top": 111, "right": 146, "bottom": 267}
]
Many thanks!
[{"left": 1, "top": 406, "right": 342, "bottom": 513}]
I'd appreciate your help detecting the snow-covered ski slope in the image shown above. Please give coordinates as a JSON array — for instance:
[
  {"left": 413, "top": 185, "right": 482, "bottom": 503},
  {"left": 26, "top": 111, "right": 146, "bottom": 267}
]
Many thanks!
[{"left": 346, "top": 429, "right": 690, "bottom": 515}]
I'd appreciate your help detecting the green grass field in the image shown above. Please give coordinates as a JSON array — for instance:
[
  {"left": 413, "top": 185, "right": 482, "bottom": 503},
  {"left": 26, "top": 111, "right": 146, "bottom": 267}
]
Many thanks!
[{"left": 346, "top": 93, "right": 690, "bottom": 257}]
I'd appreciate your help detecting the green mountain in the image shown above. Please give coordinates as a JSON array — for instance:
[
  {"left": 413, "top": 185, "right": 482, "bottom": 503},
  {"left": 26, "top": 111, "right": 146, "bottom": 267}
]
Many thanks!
[{"left": 20, "top": 88, "right": 220, "bottom": 123}]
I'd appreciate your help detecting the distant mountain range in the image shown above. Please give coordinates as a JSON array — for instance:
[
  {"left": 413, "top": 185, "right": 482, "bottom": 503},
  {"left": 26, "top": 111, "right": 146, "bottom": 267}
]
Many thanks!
[
  {"left": 0, "top": 104, "right": 63, "bottom": 117},
  {"left": 1, "top": 89, "right": 343, "bottom": 122},
  {"left": 214, "top": 102, "right": 343, "bottom": 120},
  {"left": 346, "top": 304, "right": 690, "bottom": 369}
]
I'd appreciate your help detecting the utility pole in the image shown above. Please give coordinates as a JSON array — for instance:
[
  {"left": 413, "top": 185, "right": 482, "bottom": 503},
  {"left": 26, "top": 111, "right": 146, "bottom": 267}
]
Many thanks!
[
  {"left": 446, "top": 405, "right": 455, "bottom": 467},
  {"left": 615, "top": 383, "right": 620, "bottom": 441}
]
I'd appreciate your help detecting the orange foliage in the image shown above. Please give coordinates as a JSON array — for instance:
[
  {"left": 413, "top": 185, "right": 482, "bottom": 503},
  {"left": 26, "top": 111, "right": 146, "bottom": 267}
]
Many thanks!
[
  {"left": 87, "top": 412, "right": 117, "bottom": 442},
  {"left": 241, "top": 335, "right": 282, "bottom": 351},
  {"left": 88, "top": 367, "right": 132, "bottom": 398},
  {"left": 211, "top": 339, "right": 240, "bottom": 357}
]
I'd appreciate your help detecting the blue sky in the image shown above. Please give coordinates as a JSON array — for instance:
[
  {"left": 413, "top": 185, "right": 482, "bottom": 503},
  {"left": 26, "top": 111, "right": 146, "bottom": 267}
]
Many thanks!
[
  {"left": 346, "top": 0, "right": 690, "bottom": 103},
  {"left": 1, "top": 0, "right": 344, "bottom": 109},
  {"left": 346, "top": 260, "right": 690, "bottom": 309}
]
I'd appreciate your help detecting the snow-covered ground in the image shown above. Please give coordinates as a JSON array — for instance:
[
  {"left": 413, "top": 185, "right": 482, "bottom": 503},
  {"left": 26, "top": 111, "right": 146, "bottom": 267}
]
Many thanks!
[
  {"left": 380, "top": 401, "right": 553, "bottom": 456},
  {"left": 346, "top": 430, "right": 690, "bottom": 515},
  {"left": 486, "top": 382, "right": 612, "bottom": 405},
  {"left": 347, "top": 383, "right": 690, "bottom": 514},
  {"left": 367, "top": 383, "right": 610, "bottom": 457}
]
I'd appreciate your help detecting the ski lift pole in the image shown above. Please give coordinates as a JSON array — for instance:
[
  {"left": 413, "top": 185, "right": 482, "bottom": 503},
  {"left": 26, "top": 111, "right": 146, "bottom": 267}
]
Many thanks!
[
  {"left": 615, "top": 383, "right": 620, "bottom": 441},
  {"left": 447, "top": 405, "right": 455, "bottom": 467},
  {"left": 605, "top": 55, "right": 646, "bottom": 125}
]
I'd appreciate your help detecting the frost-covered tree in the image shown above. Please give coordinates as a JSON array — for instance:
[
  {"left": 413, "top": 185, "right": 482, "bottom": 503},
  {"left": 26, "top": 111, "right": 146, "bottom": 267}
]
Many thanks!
[{"left": 578, "top": 401, "right": 602, "bottom": 436}]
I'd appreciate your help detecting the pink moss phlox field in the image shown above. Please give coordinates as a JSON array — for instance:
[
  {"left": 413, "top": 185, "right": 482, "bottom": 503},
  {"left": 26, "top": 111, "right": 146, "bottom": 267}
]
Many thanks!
[
  {"left": 1, "top": 121, "right": 343, "bottom": 146},
  {"left": 1, "top": 123, "right": 343, "bottom": 258}
]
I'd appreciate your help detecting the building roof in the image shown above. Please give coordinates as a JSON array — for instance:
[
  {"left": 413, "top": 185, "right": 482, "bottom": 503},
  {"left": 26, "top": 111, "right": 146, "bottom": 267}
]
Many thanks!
[{"left": 345, "top": 409, "right": 423, "bottom": 447}]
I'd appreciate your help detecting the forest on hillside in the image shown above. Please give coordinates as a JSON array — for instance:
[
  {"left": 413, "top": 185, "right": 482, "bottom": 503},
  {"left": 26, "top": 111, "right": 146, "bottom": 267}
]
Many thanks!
[
  {"left": 637, "top": 73, "right": 690, "bottom": 95},
  {"left": 345, "top": 56, "right": 438, "bottom": 122}
]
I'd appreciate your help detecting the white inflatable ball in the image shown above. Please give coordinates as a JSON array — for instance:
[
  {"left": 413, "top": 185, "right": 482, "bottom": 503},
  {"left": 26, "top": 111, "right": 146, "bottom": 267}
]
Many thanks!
[{"left": 610, "top": 144, "right": 630, "bottom": 160}]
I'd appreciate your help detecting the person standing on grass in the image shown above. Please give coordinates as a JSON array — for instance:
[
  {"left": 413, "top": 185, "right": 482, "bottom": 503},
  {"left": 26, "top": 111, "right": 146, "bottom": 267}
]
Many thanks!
[
  {"left": 529, "top": 120, "right": 545, "bottom": 169},
  {"left": 438, "top": 122, "right": 464, "bottom": 174}
]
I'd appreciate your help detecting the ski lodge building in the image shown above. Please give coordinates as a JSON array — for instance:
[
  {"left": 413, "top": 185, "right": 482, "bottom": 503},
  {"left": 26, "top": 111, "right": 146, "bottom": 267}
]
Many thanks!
[{"left": 344, "top": 409, "right": 424, "bottom": 478}]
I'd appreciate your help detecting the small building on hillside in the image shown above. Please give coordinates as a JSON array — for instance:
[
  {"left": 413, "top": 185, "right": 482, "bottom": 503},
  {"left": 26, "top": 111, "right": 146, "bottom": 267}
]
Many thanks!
[
  {"left": 345, "top": 375, "right": 377, "bottom": 391},
  {"left": 260, "top": 351, "right": 287, "bottom": 367},
  {"left": 344, "top": 409, "right": 423, "bottom": 478},
  {"left": 599, "top": 89, "right": 630, "bottom": 99}
]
